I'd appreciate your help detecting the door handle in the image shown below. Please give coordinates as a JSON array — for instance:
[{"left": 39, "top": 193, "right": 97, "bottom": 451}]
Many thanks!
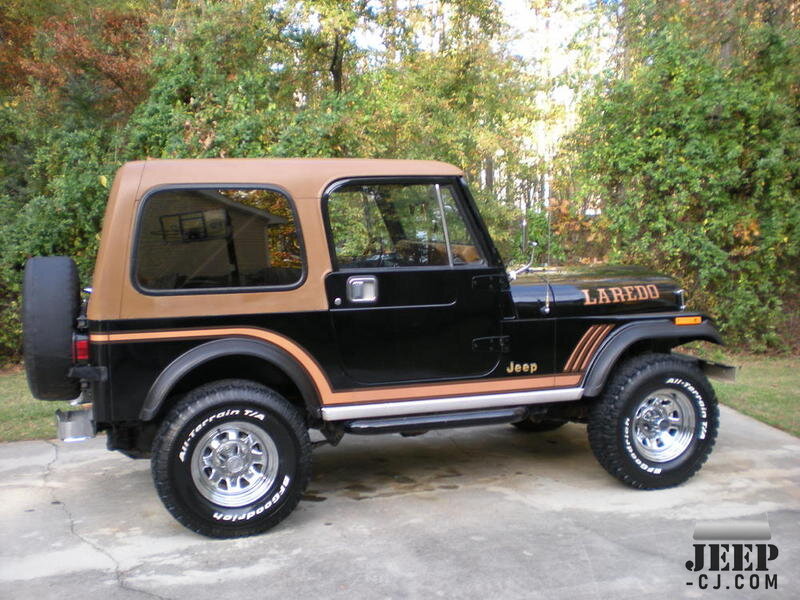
[{"left": 346, "top": 275, "right": 378, "bottom": 303}]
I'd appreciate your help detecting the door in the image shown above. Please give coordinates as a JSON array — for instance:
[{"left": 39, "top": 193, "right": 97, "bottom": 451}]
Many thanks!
[{"left": 324, "top": 178, "right": 505, "bottom": 385}]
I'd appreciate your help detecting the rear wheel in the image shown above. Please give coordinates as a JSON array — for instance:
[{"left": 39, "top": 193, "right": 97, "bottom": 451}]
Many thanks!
[
  {"left": 22, "top": 256, "right": 81, "bottom": 400},
  {"left": 151, "top": 380, "right": 311, "bottom": 538},
  {"left": 587, "top": 354, "right": 718, "bottom": 489}
]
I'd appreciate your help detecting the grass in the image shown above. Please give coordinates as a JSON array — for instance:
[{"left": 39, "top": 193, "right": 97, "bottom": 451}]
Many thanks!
[
  {"left": 0, "top": 367, "right": 73, "bottom": 443},
  {"left": 708, "top": 354, "right": 800, "bottom": 438},
  {"left": 0, "top": 352, "right": 798, "bottom": 442}
]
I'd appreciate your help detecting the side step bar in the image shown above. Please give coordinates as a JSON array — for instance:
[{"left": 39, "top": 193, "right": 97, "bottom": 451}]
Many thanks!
[
  {"left": 342, "top": 406, "right": 535, "bottom": 435},
  {"left": 322, "top": 387, "right": 584, "bottom": 421}
]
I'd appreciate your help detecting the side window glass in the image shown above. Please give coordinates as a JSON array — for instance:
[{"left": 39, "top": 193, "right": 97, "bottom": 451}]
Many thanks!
[
  {"left": 328, "top": 187, "right": 395, "bottom": 268},
  {"left": 440, "top": 187, "right": 485, "bottom": 266},
  {"left": 136, "top": 188, "right": 303, "bottom": 291},
  {"left": 328, "top": 183, "right": 448, "bottom": 268},
  {"left": 327, "top": 182, "right": 485, "bottom": 269}
]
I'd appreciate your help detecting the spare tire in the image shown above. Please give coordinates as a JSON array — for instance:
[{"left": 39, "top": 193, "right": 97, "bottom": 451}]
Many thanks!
[{"left": 23, "top": 256, "right": 81, "bottom": 400}]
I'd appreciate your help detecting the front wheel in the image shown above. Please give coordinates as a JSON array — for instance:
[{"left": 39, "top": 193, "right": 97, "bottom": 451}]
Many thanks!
[
  {"left": 151, "top": 380, "right": 311, "bottom": 538},
  {"left": 587, "top": 354, "right": 718, "bottom": 489}
]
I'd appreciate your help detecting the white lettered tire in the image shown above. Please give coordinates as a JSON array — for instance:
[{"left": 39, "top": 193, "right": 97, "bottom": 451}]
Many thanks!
[
  {"left": 587, "top": 354, "right": 719, "bottom": 489},
  {"left": 151, "top": 380, "right": 311, "bottom": 538}
]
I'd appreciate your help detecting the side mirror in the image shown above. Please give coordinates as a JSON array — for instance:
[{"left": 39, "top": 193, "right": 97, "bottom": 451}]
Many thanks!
[{"left": 508, "top": 241, "right": 538, "bottom": 281}]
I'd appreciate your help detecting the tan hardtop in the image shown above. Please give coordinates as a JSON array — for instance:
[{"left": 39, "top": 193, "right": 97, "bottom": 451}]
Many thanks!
[
  {"left": 88, "top": 158, "right": 463, "bottom": 321},
  {"left": 133, "top": 158, "right": 463, "bottom": 200}
]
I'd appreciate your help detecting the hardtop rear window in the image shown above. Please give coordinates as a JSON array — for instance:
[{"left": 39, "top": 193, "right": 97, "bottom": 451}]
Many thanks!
[{"left": 135, "top": 187, "right": 303, "bottom": 292}]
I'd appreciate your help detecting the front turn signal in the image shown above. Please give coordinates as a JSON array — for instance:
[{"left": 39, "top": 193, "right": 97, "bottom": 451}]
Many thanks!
[{"left": 674, "top": 316, "right": 702, "bottom": 326}]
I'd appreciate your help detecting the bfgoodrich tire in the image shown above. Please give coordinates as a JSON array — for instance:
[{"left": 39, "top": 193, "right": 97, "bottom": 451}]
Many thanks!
[
  {"left": 151, "top": 380, "right": 311, "bottom": 538},
  {"left": 587, "top": 354, "right": 718, "bottom": 489},
  {"left": 22, "top": 256, "right": 81, "bottom": 400}
]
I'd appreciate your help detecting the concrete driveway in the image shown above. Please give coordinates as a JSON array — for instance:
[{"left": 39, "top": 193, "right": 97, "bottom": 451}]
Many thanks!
[{"left": 1, "top": 405, "right": 797, "bottom": 600}]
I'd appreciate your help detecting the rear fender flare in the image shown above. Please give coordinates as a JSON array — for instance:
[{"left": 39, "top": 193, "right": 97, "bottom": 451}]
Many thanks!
[
  {"left": 139, "top": 338, "right": 321, "bottom": 421},
  {"left": 582, "top": 319, "right": 722, "bottom": 397}
]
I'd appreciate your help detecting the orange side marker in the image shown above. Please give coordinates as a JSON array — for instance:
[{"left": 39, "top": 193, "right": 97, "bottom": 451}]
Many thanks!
[{"left": 674, "top": 316, "right": 702, "bottom": 326}]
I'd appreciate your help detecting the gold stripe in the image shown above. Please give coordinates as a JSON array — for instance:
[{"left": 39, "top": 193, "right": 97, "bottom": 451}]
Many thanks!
[
  {"left": 563, "top": 324, "right": 615, "bottom": 373},
  {"left": 326, "top": 374, "right": 581, "bottom": 406},
  {"left": 577, "top": 324, "right": 613, "bottom": 371},
  {"left": 572, "top": 325, "right": 608, "bottom": 372},
  {"left": 564, "top": 325, "right": 599, "bottom": 372},
  {"left": 90, "top": 328, "right": 581, "bottom": 406}
]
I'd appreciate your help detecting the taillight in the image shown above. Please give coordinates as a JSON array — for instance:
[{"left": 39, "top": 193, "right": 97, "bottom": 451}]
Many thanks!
[{"left": 72, "top": 335, "right": 90, "bottom": 362}]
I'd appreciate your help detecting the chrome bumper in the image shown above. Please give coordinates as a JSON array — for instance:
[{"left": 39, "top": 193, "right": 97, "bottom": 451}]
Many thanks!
[{"left": 56, "top": 407, "right": 95, "bottom": 442}]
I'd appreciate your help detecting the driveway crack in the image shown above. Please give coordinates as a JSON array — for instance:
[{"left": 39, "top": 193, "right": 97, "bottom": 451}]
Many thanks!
[{"left": 43, "top": 440, "right": 173, "bottom": 600}]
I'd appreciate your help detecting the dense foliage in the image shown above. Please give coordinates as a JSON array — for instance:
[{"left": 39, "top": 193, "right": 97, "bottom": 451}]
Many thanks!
[
  {"left": 564, "top": 0, "right": 800, "bottom": 349},
  {"left": 0, "top": 0, "right": 535, "bottom": 361},
  {"left": 0, "top": 0, "right": 798, "bottom": 360}
]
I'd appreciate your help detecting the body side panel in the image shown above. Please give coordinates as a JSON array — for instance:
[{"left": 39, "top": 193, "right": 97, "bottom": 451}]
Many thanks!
[
  {"left": 89, "top": 311, "right": 718, "bottom": 424},
  {"left": 88, "top": 161, "right": 144, "bottom": 320}
]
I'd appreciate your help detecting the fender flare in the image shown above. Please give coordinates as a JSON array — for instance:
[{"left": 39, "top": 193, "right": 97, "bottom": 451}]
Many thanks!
[
  {"left": 139, "top": 338, "right": 322, "bottom": 421},
  {"left": 582, "top": 319, "right": 722, "bottom": 397}
]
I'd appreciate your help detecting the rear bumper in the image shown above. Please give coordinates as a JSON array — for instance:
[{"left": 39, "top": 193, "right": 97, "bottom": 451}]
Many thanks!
[{"left": 56, "top": 407, "right": 96, "bottom": 442}]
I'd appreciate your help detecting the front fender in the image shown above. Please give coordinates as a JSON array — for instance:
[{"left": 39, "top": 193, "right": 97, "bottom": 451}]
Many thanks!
[
  {"left": 139, "top": 338, "right": 321, "bottom": 421},
  {"left": 582, "top": 318, "right": 723, "bottom": 397}
]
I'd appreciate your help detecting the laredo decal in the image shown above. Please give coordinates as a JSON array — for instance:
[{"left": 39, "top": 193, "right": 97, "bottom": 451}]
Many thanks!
[{"left": 581, "top": 284, "right": 660, "bottom": 305}]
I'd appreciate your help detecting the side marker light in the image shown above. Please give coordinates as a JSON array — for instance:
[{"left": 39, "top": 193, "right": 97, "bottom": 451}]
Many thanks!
[{"left": 675, "top": 316, "right": 702, "bottom": 326}]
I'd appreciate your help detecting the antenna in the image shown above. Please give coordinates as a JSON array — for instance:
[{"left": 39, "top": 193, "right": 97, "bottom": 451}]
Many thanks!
[{"left": 544, "top": 171, "right": 551, "bottom": 268}]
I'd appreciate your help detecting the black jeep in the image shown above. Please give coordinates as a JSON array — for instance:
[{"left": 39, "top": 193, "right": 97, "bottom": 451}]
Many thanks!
[{"left": 22, "top": 158, "right": 734, "bottom": 538}]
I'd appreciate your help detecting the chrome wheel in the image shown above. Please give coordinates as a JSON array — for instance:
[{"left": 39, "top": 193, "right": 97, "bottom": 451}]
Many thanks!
[
  {"left": 190, "top": 421, "right": 279, "bottom": 507},
  {"left": 631, "top": 388, "right": 696, "bottom": 463}
]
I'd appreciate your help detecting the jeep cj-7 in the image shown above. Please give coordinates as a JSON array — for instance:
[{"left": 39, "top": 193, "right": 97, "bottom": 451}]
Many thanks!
[{"left": 22, "top": 159, "right": 735, "bottom": 538}]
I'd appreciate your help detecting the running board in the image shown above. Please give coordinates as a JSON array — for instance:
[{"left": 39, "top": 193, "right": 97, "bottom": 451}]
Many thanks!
[
  {"left": 321, "top": 387, "right": 584, "bottom": 421},
  {"left": 343, "top": 406, "right": 533, "bottom": 435}
]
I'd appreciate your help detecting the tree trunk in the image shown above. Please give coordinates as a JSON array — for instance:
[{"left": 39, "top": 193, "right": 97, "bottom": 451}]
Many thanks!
[
  {"left": 330, "top": 34, "right": 344, "bottom": 94},
  {"left": 484, "top": 155, "right": 494, "bottom": 193}
]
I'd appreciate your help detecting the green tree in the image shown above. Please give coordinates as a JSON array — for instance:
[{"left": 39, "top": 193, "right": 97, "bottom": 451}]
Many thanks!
[
  {"left": 566, "top": 0, "right": 800, "bottom": 348},
  {"left": 0, "top": 0, "right": 541, "bottom": 361}
]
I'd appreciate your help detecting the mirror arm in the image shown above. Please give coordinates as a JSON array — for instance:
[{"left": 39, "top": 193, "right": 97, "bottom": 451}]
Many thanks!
[{"left": 508, "top": 242, "right": 538, "bottom": 281}]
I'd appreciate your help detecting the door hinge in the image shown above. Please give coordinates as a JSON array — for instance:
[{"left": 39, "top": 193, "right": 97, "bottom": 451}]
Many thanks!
[
  {"left": 472, "top": 335, "right": 510, "bottom": 353},
  {"left": 472, "top": 274, "right": 509, "bottom": 292}
]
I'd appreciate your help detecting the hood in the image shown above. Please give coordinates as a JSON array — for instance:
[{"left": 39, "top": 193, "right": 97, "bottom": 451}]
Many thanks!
[{"left": 511, "top": 265, "right": 683, "bottom": 319}]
